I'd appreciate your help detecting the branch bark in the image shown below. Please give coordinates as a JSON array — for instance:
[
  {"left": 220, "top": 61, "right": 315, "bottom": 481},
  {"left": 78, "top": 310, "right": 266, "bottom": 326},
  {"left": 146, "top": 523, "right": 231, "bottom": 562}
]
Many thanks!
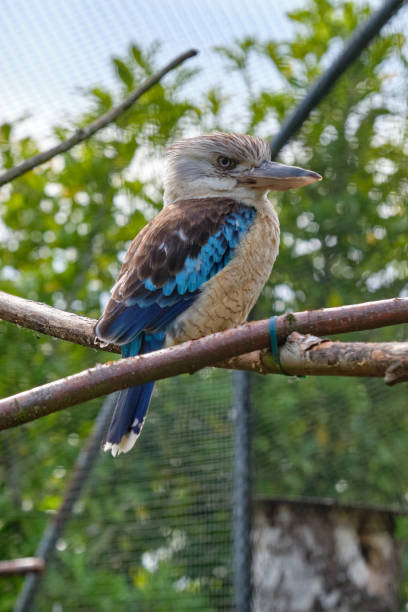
[
  {"left": 0, "top": 558, "right": 44, "bottom": 576},
  {"left": 225, "top": 332, "right": 408, "bottom": 385},
  {"left": 0, "top": 291, "right": 407, "bottom": 429},
  {"left": 0, "top": 291, "right": 119, "bottom": 353},
  {"left": 0, "top": 290, "right": 407, "bottom": 356},
  {"left": 0, "top": 49, "right": 198, "bottom": 187},
  {"left": 0, "top": 327, "right": 407, "bottom": 431}
]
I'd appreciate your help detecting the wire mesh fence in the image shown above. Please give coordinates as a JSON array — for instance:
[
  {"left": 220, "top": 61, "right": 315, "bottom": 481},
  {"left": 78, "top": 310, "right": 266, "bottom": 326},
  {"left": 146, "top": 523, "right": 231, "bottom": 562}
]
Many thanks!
[
  {"left": 21, "top": 370, "right": 234, "bottom": 611},
  {"left": 253, "top": 372, "right": 408, "bottom": 507}
]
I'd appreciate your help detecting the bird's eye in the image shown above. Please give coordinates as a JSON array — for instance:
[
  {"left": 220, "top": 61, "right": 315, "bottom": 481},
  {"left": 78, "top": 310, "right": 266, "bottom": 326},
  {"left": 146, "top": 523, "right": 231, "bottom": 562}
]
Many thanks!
[{"left": 217, "top": 156, "right": 237, "bottom": 170}]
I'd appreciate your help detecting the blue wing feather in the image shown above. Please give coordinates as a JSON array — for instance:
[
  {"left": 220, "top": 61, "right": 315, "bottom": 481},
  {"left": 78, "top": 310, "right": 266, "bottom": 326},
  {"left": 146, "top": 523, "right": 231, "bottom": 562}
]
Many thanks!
[{"left": 96, "top": 206, "right": 255, "bottom": 345}]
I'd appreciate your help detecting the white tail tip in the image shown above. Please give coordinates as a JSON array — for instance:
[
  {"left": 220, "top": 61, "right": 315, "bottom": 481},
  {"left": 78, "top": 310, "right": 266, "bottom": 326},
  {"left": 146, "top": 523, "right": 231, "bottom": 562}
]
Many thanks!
[{"left": 103, "top": 431, "right": 138, "bottom": 457}]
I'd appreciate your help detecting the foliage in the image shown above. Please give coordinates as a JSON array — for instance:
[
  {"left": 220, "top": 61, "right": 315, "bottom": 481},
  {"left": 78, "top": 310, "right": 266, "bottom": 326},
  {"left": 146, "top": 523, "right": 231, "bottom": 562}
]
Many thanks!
[
  {"left": 245, "top": 0, "right": 408, "bottom": 507},
  {"left": 0, "top": 0, "right": 408, "bottom": 609}
]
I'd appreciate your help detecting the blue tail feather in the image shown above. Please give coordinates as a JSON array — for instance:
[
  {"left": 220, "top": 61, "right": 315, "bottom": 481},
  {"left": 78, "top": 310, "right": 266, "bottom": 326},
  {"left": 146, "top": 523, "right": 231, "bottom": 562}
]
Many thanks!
[
  {"left": 105, "top": 333, "right": 165, "bottom": 452},
  {"left": 106, "top": 382, "right": 154, "bottom": 444}
]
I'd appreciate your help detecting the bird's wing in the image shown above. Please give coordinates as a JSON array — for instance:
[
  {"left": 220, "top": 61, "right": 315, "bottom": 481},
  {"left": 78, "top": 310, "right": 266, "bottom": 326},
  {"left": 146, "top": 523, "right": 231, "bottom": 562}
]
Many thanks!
[{"left": 95, "top": 198, "right": 255, "bottom": 345}]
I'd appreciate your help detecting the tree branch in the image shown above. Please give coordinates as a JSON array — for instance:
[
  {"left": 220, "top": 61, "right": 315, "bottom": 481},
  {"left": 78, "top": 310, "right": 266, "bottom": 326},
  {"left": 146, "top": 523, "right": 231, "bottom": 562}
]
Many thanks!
[
  {"left": 0, "top": 291, "right": 407, "bottom": 429},
  {"left": 1, "top": 290, "right": 407, "bottom": 357},
  {"left": 0, "top": 558, "right": 44, "bottom": 576},
  {"left": 224, "top": 332, "right": 408, "bottom": 385},
  {"left": 0, "top": 321, "right": 407, "bottom": 431},
  {"left": 0, "top": 49, "right": 198, "bottom": 187},
  {"left": 0, "top": 291, "right": 119, "bottom": 353}
]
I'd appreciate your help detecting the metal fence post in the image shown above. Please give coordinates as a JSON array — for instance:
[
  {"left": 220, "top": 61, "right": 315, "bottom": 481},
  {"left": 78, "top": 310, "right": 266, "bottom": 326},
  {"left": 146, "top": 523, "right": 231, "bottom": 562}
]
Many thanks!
[{"left": 233, "top": 370, "right": 252, "bottom": 612}]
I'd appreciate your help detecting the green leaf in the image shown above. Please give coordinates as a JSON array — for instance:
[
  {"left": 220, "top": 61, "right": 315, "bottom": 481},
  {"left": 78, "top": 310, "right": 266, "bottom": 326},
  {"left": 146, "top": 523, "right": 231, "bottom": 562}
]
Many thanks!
[{"left": 113, "top": 57, "right": 134, "bottom": 89}]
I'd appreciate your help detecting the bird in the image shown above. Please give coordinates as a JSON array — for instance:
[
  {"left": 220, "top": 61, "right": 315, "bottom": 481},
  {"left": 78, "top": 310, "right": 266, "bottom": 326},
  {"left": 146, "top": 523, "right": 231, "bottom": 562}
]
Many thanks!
[{"left": 95, "top": 132, "right": 321, "bottom": 456}]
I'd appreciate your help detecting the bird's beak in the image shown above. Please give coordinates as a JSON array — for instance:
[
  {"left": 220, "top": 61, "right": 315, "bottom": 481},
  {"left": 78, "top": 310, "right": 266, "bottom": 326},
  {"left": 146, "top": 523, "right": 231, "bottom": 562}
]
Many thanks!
[{"left": 232, "top": 160, "right": 322, "bottom": 191}]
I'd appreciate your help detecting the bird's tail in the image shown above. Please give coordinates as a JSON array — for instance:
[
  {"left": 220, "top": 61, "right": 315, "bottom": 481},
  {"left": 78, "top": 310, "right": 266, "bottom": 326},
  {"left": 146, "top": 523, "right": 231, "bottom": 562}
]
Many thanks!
[{"left": 103, "top": 333, "right": 165, "bottom": 457}]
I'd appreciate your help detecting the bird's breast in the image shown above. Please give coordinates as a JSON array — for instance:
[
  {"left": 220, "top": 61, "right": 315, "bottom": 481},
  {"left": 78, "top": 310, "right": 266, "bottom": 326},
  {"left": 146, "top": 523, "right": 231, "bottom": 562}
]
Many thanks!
[{"left": 165, "top": 203, "right": 280, "bottom": 346}]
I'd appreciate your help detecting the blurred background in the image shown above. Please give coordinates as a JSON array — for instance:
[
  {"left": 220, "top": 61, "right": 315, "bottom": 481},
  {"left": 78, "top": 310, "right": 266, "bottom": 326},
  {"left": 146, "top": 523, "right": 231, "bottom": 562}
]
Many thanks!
[{"left": 1, "top": 0, "right": 408, "bottom": 610}]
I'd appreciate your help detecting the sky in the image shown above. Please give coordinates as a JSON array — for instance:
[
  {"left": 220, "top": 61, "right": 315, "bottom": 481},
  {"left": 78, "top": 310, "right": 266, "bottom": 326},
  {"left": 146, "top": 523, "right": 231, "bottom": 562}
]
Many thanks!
[
  {"left": 1, "top": 0, "right": 303, "bottom": 141},
  {"left": 1, "top": 0, "right": 405, "bottom": 144}
]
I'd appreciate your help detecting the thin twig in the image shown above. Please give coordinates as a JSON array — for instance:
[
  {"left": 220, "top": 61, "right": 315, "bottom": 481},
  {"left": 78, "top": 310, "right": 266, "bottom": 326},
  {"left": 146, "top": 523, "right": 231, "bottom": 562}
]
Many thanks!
[
  {"left": 0, "top": 290, "right": 407, "bottom": 356},
  {"left": 0, "top": 309, "right": 407, "bottom": 430},
  {"left": 0, "top": 49, "right": 198, "bottom": 187}
]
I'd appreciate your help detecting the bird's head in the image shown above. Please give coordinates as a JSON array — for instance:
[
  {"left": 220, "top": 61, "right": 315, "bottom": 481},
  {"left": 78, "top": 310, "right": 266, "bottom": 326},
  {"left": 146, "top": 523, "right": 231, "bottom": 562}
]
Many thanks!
[{"left": 164, "top": 132, "right": 321, "bottom": 207}]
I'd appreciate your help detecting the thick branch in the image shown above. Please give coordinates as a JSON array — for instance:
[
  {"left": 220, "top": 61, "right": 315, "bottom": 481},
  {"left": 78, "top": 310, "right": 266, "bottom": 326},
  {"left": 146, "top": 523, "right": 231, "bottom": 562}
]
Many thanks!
[
  {"left": 0, "top": 558, "right": 44, "bottom": 576},
  {"left": 0, "top": 327, "right": 407, "bottom": 430},
  {"left": 1, "top": 290, "right": 407, "bottom": 357},
  {"left": 0, "top": 292, "right": 407, "bottom": 429},
  {"left": 0, "top": 291, "right": 119, "bottom": 353},
  {"left": 0, "top": 49, "right": 197, "bottom": 187},
  {"left": 224, "top": 332, "right": 408, "bottom": 385}
]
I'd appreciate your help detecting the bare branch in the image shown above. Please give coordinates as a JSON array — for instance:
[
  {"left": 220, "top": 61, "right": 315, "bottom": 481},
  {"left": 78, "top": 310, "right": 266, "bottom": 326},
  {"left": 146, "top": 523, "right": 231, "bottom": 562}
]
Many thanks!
[
  {"left": 0, "top": 49, "right": 198, "bottom": 187},
  {"left": 0, "top": 558, "right": 44, "bottom": 576},
  {"left": 0, "top": 324, "right": 407, "bottom": 431},
  {"left": 0, "top": 291, "right": 407, "bottom": 429},
  {"left": 224, "top": 333, "right": 408, "bottom": 385},
  {"left": 3, "top": 320, "right": 268, "bottom": 429},
  {"left": 1, "top": 290, "right": 407, "bottom": 357},
  {"left": 0, "top": 291, "right": 119, "bottom": 353}
]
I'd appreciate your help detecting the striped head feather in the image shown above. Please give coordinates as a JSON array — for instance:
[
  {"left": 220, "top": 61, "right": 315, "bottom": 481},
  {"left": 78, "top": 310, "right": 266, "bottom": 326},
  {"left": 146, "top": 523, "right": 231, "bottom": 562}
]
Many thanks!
[{"left": 164, "top": 132, "right": 272, "bottom": 207}]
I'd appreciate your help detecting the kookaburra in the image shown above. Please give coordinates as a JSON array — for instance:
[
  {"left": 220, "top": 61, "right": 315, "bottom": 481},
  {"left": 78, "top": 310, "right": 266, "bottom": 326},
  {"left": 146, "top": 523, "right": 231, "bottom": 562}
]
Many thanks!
[{"left": 96, "top": 132, "right": 321, "bottom": 456}]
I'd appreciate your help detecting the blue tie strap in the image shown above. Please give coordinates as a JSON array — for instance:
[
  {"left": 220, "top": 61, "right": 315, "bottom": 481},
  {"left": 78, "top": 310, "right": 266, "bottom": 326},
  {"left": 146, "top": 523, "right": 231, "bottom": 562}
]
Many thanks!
[
  {"left": 269, "top": 317, "right": 294, "bottom": 378},
  {"left": 268, "top": 316, "right": 301, "bottom": 377},
  {"left": 269, "top": 316, "right": 281, "bottom": 369}
]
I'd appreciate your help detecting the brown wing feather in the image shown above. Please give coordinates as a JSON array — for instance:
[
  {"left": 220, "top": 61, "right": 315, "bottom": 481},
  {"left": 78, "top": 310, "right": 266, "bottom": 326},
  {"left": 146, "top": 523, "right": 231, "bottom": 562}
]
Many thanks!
[
  {"left": 95, "top": 198, "right": 251, "bottom": 339},
  {"left": 111, "top": 198, "right": 244, "bottom": 301}
]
